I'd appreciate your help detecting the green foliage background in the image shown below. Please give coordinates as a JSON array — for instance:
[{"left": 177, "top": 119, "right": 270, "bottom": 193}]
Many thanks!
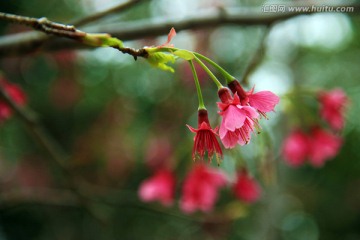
[{"left": 0, "top": 1, "right": 360, "bottom": 240}]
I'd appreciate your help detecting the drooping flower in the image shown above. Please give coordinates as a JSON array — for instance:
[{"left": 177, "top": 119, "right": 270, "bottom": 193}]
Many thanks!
[
  {"left": 233, "top": 170, "right": 261, "bottom": 203},
  {"left": 308, "top": 127, "right": 342, "bottom": 167},
  {"left": 217, "top": 87, "right": 259, "bottom": 149},
  {"left": 318, "top": 89, "right": 348, "bottom": 131},
  {"left": 180, "top": 164, "right": 227, "bottom": 213},
  {"left": 186, "top": 109, "right": 223, "bottom": 164},
  {"left": 0, "top": 78, "right": 26, "bottom": 123},
  {"left": 282, "top": 130, "right": 309, "bottom": 167},
  {"left": 228, "top": 80, "right": 279, "bottom": 118},
  {"left": 138, "top": 169, "right": 176, "bottom": 206}
]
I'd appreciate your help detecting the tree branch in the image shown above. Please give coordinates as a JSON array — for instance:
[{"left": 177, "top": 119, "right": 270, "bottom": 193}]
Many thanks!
[
  {"left": 240, "top": 26, "right": 271, "bottom": 86},
  {"left": 70, "top": 0, "right": 145, "bottom": 27},
  {"left": 0, "top": 85, "right": 69, "bottom": 171},
  {"left": 1, "top": 3, "right": 359, "bottom": 57},
  {"left": 0, "top": 12, "right": 85, "bottom": 39}
]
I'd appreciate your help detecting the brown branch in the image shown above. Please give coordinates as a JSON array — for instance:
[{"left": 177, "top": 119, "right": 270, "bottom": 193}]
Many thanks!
[
  {"left": 0, "top": 13, "right": 86, "bottom": 39},
  {"left": 0, "top": 188, "right": 79, "bottom": 209},
  {"left": 0, "top": 2, "right": 359, "bottom": 58},
  {"left": 70, "top": 0, "right": 145, "bottom": 27},
  {"left": 1, "top": 3, "right": 359, "bottom": 57},
  {"left": 0, "top": 12, "right": 150, "bottom": 59}
]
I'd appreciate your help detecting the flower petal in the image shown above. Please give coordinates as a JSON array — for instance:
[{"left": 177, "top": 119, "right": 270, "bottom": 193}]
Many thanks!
[
  {"left": 248, "top": 91, "right": 279, "bottom": 113},
  {"left": 222, "top": 105, "right": 246, "bottom": 131}
]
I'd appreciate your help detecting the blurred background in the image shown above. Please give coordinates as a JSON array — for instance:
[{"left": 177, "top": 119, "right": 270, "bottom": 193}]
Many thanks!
[{"left": 0, "top": 0, "right": 360, "bottom": 239}]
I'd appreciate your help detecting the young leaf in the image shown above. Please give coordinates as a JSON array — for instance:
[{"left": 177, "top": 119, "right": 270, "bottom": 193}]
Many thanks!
[
  {"left": 173, "top": 50, "right": 195, "bottom": 60},
  {"left": 147, "top": 52, "right": 176, "bottom": 73}
]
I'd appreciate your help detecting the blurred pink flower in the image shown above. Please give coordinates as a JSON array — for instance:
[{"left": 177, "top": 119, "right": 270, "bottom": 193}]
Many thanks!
[
  {"left": 186, "top": 109, "right": 223, "bottom": 163},
  {"left": 180, "top": 164, "right": 227, "bottom": 213},
  {"left": 228, "top": 80, "right": 279, "bottom": 118},
  {"left": 319, "top": 89, "right": 348, "bottom": 131},
  {"left": 282, "top": 130, "right": 309, "bottom": 167},
  {"left": 233, "top": 170, "right": 261, "bottom": 203},
  {"left": 308, "top": 127, "right": 342, "bottom": 167},
  {"left": 282, "top": 127, "right": 342, "bottom": 168},
  {"left": 0, "top": 78, "right": 26, "bottom": 123},
  {"left": 217, "top": 88, "right": 259, "bottom": 148},
  {"left": 138, "top": 169, "right": 176, "bottom": 206}
]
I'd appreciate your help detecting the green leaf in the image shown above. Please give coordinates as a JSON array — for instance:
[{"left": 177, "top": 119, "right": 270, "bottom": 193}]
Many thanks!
[
  {"left": 147, "top": 52, "right": 176, "bottom": 73},
  {"left": 173, "top": 50, "right": 195, "bottom": 60}
]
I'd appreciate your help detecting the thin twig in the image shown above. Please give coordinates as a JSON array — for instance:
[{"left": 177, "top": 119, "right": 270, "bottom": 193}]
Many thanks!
[
  {"left": 71, "top": 0, "right": 144, "bottom": 27},
  {"left": 0, "top": 85, "right": 108, "bottom": 223},
  {"left": 0, "top": 86, "right": 69, "bottom": 171},
  {"left": 240, "top": 26, "right": 272, "bottom": 86}
]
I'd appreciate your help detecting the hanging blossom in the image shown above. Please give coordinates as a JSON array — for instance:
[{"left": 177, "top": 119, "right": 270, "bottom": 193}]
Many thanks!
[
  {"left": 318, "top": 89, "right": 348, "bottom": 131},
  {"left": 217, "top": 87, "right": 259, "bottom": 149},
  {"left": 282, "top": 130, "right": 309, "bottom": 167},
  {"left": 308, "top": 127, "right": 342, "bottom": 167},
  {"left": 228, "top": 80, "right": 279, "bottom": 118},
  {"left": 180, "top": 164, "right": 227, "bottom": 213},
  {"left": 233, "top": 170, "right": 261, "bottom": 203},
  {"left": 282, "top": 127, "right": 342, "bottom": 168},
  {"left": 138, "top": 169, "right": 176, "bottom": 206},
  {"left": 186, "top": 109, "right": 223, "bottom": 164},
  {"left": 0, "top": 78, "right": 27, "bottom": 123}
]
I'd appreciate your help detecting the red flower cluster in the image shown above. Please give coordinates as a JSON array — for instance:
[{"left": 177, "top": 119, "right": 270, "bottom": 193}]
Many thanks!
[
  {"left": 217, "top": 80, "right": 279, "bottom": 149},
  {"left": 0, "top": 78, "right": 26, "bottom": 123},
  {"left": 138, "top": 164, "right": 262, "bottom": 213},
  {"left": 282, "top": 127, "right": 342, "bottom": 167},
  {"left": 180, "top": 164, "right": 227, "bottom": 213},
  {"left": 319, "top": 89, "right": 348, "bottom": 131},
  {"left": 282, "top": 88, "right": 347, "bottom": 168}
]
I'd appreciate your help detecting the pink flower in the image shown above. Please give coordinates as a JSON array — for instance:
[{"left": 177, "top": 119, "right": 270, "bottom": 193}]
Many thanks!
[
  {"left": 138, "top": 169, "right": 176, "bottom": 206},
  {"left": 228, "top": 80, "right": 279, "bottom": 118},
  {"left": 157, "top": 27, "right": 176, "bottom": 48},
  {"left": 180, "top": 164, "right": 227, "bottom": 213},
  {"left": 233, "top": 170, "right": 261, "bottom": 203},
  {"left": 0, "top": 78, "right": 26, "bottom": 123},
  {"left": 308, "top": 127, "right": 342, "bottom": 167},
  {"left": 282, "top": 127, "right": 342, "bottom": 168},
  {"left": 217, "top": 88, "right": 259, "bottom": 149},
  {"left": 186, "top": 109, "right": 223, "bottom": 164},
  {"left": 319, "top": 89, "right": 348, "bottom": 131},
  {"left": 282, "top": 130, "right": 309, "bottom": 167}
]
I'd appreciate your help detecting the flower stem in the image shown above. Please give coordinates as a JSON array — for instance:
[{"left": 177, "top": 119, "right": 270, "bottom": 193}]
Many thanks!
[
  {"left": 189, "top": 60, "right": 206, "bottom": 110},
  {"left": 193, "top": 57, "right": 223, "bottom": 89},
  {"left": 194, "top": 53, "right": 235, "bottom": 84}
]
